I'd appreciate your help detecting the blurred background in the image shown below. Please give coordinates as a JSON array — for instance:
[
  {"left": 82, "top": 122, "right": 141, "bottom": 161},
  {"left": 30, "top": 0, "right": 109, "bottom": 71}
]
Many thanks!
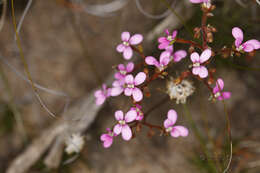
[{"left": 0, "top": 0, "right": 259, "bottom": 172}]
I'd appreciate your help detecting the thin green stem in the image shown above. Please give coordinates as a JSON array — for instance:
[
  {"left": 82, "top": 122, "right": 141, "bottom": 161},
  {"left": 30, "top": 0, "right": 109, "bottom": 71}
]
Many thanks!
[
  {"left": 11, "top": 0, "right": 58, "bottom": 118},
  {"left": 182, "top": 103, "right": 218, "bottom": 173}
]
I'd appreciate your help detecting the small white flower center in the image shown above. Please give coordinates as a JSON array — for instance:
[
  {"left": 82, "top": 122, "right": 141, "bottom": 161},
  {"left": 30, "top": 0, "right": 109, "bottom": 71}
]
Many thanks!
[
  {"left": 127, "top": 84, "right": 135, "bottom": 88},
  {"left": 193, "top": 62, "right": 200, "bottom": 67},
  {"left": 236, "top": 45, "right": 243, "bottom": 52},
  {"left": 120, "top": 70, "right": 127, "bottom": 75},
  {"left": 167, "top": 35, "right": 173, "bottom": 41},
  {"left": 119, "top": 120, "right": 126, "bottom": 125},
  {"left": 214, "top": 92, "right": 221, "bottom": 98},
  {"left": 203, "top": 2, "right": 211, "bottom": 9},
  {"left": 166, "top": 127, "right": 173, "bottom": 133},
  {"left": 108, "top": 131, "right": 114, "bottom": 137},
  {"left": 158, "top": 65, "right": 165, "bottom": 72},
  {"left": 123, "top": 41, "right": 129, "bottom": 46}
]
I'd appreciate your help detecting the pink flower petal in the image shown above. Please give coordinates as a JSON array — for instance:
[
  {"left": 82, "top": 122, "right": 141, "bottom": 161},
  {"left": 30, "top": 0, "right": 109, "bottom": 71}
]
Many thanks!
[
  {"left": 218, "top": 92, "right": 231, "bottom": 100},
  {"left": 244, "top": 39, "right": 260, "bottom": 50},
  {"left": 126, "top": 62, "right": 134, "bottom": 72},
  {"left": 198, "top": 66, "right": 208, "bottom": 78},
  {"left": 172, "top": 30, "right": 178, "bottom": 39},
  {"left": 121, "top": 31, "right": 130, "bottom": 41},
  {"left": 125, "top": 74, "right": 134, "bottom": 84},
  {"left": 174, "top": 126, "right": 189, "bottom": 137},
  {"left": 243, "top": 44, "right": 254, "bottom": 52},
  {"left": 113, "top": 124, "right": 122, "bottom": 135},
  {"left": 222, "top": 92, "right": 231, "bottom": 100},
  {"left": 164, "top": 119, "right": 173, "bottom": 128},
  {"left": 170, "top": 128, "right": 180, "bottom": 137},
  {"left": 132, "top": 88, "right": 143, "bottom": 102},
  {"left": 114, "top": 72, "right": 123, "bottom": 80},
  {"left": 216, "top": 78, "right": 224, "bottom": 90},
  {"left": 115, "top": 110, "right": 124, "bottom": 120},
  {"left": 103, "top": 139, "right": 113, "bottom": 148},
  {"left": 190, "top": 52, "right": 200, "bottom": 62},
  {"left": 167, "top": 109, "right": 178, "bottom": 124},
  {"left": 235, "top": 38, "right": 243, "bottom": 48},
  {"left": 165, "top": 45, "right": 174, "bottom": 53},
  {"left": 158, "top": 42, "right": 169, "bottom": 50},
  {"left": 232, "top": 27, "right": 243, "bottom": 41},
  {"left": 125, "top": 110, "right": 137, "bottom": 123},
  {"left": 158, "top": 37, "right": 167, "bottom": 43},
  {"left": 213, "top": 86, "right": 219, "bottom": 94},
  {"left": 165, "top": 29, "right": 170, "bottom": 35},
  {"left": 134, "top": 72, "right": 146, "bottom": 85},
  {"left": 200, "top": 49, "right": 211, "bottom": 63},
  {"left": 100, "top": 134, "right": 109, "bottom": 141},
  {"left": 96, "top": 97, "right": 105, "bottom": 105},
  {"left": 145, "top": 56, "right": 158, "bottom": 66},
  {"left": 124, "top": 88, "right": 133, "bottom": 96},
  {"left": 94, "top": 90, "right": 103, "bottom": 97},
  {"left": 111, "top": 87, "right": 123, "bottom": 96},
  {"left": 190, "top": 0, "right": 204, "bottom": 3},
  {"left": 118, "top": 64, "right": 125, "bottom": 71},
  {"left": 159, "top": 51, "right": 170, "bottom": 65},
  {"left": 173, "top": 50, "right": 187, "bottom": 62},
  {"left": 116, "top": 44, "right": 125, "bottom": 53},
  {"left": 192, "top": 67, "right": 200, "bottom": 75},
  {"left": 121, "top": 125, "right": 132, "bottom": 141},
  {"left": 123, "top": 47, "right": 133, "bottom": 60},
  {"left": 129, "top": 34, "right": 143, "bottom": 45}
]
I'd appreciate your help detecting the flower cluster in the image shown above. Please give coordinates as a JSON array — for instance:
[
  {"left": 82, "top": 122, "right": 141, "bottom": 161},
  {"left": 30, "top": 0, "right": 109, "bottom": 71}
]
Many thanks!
[{"left": 93, "top": 0, "right": 260, "bottom": 150}]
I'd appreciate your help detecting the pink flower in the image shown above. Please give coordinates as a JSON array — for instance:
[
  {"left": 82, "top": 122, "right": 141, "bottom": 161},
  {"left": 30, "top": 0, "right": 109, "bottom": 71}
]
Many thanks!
[
  {"left": 158, "top": 29, "right": 177, "bottom": 50},
  {"left": 111, "top": 80, "right": 125, "bottom": 97},
  {"left": 100, "top": 128, "right": 115, "bottom": 148},
  {"left": 114, "top": 62, "right": 134, "bottom": 84},
  {"left": 116, "top": 32, "right": 143, "bottom": 60},
  {"left": 164, "top": 109, "right": 189, "bottom": 137},
  {"left": 165, "top": 46, "right": 187, "bottom": 62},
  {"left": 113, "top": 110, "right": 137, "bottom": 141},
  {"left": 232, "top": 27, "right": 260, "bottom": 52},
  {"left": 124, "top": 72, "right": 146, "bottom": 102},
  {"left": 190, "top": 49, "right": 211, "bottom": 78},
  {"left": 94, "top": 84, "right": 111, "bottom": 105},
  {"left": 130, "top": 104, "right": 144, "bottom": 121},
  {"left": 145, "top": 51, "right": 171, "bottom": 71},
  {"left": 213, "top": 78, "right": 231, "bottom": 100}
]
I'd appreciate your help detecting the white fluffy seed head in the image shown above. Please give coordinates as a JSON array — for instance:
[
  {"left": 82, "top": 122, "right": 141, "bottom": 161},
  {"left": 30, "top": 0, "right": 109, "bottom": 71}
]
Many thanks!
[
  {"left": 65, "top": 133, "right": 85, "bottom": 154},
  {"left": 166, "top": 78, "right": 195, "bottom": 104}
]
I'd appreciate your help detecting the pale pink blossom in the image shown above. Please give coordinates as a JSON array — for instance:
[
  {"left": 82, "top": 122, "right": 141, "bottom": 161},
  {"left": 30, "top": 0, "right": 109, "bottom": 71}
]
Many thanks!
[
  {"left": 232, "top": 27, "right": 260, "bottom": 52},
  {"left": 100, "top": 128, "right": 115, "bottom": 148},
  {"left": 113, "top": 110, "right": 137, "bottom": 141},
  {"left": 130, "top": 104, "right": 144, "bottom": 121},
  {"left": 190, "top": 49, "right": 211, "bottom": 78},
  {"left": 124, "top": 72, "right": 146, "bottom": 102},
  {"left": 110, "top": 80, "right": 125, "bottom": 97},
  {"left": 145, "top": 51, "right": 171, "bottom": 71},
  {"left": 94, "top": 84, "right": 111, "bottom": 105},
  {"left": 114, "top": 62, "right": 134, "bottom": 84},
  {"left": 117, "top": 32, "right": 143, "bottom": 60},
  {"left": 213, "top": 78, "right": 231, "bottom": 100},
  {"left": 158, "top": 29, "right": 177, "bottom": 50},
  {"left": 164, "top": 109, "right": 189, "bottom": 138},
  {"left": 164, "top": 46, "right": 187, "bottom": 62}
]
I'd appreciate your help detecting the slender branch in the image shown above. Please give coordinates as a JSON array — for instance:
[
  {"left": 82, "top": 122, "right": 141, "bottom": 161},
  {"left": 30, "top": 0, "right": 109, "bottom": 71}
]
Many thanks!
[{"left": 176, "top": 38, "right": 203, "bottom": 50}]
